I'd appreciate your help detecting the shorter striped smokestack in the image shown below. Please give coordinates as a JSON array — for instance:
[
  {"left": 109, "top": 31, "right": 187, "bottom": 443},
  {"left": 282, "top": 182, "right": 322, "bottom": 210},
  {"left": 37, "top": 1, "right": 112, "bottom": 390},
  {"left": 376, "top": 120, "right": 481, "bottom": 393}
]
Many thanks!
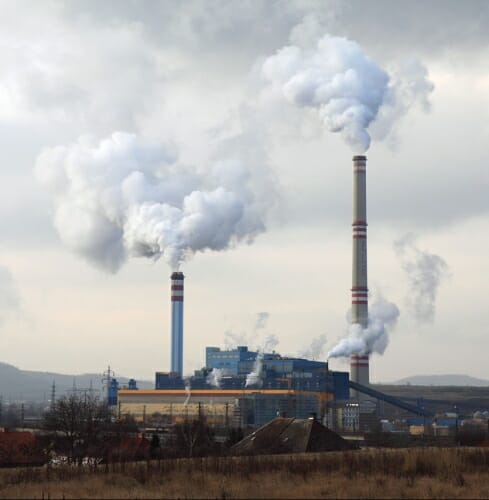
[{"left": 170, "top": 272, "right": 184, "bottom": 376}]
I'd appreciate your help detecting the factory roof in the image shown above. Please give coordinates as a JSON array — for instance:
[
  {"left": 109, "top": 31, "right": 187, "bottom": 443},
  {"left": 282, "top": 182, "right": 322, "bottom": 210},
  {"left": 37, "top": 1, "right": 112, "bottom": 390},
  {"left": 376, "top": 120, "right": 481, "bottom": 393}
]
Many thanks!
[{"left": 231, "top": 417, "right": 356, "bottom": 456}]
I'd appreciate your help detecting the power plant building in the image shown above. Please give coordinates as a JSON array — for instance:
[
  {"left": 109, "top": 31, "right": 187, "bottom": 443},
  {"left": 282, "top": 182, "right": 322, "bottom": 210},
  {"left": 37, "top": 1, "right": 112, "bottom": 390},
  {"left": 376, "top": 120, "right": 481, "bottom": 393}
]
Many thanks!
[
  {"left": 118, "top": 346, "right": 350, "bottom": 427},
  {"left": 115, "top": 152, "right": 435, "bottom": 431},
  {"left": 205, "top": 346, "right": 331, "bottom": 378}
]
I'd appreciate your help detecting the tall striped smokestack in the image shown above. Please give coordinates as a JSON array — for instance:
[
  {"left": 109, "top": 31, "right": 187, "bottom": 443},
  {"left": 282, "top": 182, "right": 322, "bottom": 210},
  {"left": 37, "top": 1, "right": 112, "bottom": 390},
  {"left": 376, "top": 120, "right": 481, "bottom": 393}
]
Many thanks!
[
  {"left": 170, "top": 271, "right": 184, "bottom": 376},
  {"left": 351, "top": 155, "right": 369, "bottom": 397}
]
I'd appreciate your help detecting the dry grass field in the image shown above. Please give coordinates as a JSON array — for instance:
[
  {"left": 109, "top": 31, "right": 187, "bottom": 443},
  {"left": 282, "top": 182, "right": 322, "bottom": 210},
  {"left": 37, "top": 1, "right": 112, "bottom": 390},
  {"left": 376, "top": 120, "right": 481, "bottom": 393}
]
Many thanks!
[{"left": 1, "top": 447, "right": 489, "bottom": 499}]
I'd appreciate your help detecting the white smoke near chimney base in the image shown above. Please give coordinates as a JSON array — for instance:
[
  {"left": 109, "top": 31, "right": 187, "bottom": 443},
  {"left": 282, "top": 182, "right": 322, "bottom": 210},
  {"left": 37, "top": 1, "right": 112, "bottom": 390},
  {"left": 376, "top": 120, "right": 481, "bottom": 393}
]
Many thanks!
[
  {"left": 327, "top": 297, "right": 400, "bottom": 358},
  {"left": 261, "top": 34, "right": 433, "bottom": 152},
  {"left": 35, "top": 132, "right": 269, "bottom": 271},
  {"left": 299, "top": 334, "right": 327, "bottom": 360},
  {"left": 206, "top": 368, "right": 224, "bottom": 388},
  {"left": 394, "top": 233, "right": 449, "bottom": 324}
]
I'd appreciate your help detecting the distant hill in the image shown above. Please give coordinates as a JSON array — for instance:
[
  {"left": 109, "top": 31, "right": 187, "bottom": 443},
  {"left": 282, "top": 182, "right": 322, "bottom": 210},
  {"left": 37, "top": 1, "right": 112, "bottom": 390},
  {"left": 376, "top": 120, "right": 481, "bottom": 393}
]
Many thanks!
[
  {"left": 392, "top": 374, "right": 489, "bottom": 387},
  {"left": 0, "top": 361, "right": 153, "bottom": 402}
]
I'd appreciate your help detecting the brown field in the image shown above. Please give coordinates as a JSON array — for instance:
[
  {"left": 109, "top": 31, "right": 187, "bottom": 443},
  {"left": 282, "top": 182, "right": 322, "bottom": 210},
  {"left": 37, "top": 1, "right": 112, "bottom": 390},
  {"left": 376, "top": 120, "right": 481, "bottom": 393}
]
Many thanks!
[{"left": 2, "top": 447, "right": 489, "bottom": 499}]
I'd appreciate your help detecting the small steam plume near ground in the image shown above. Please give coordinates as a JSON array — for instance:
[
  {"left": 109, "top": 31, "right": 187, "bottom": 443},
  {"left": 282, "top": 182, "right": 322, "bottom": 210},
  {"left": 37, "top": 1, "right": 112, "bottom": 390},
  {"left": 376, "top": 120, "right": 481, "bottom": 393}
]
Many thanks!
[
  {"left": 261, "top": 34, "right": 433, "bottom": 152},
  {"left": 328, "top": 297, "right": 400, "bottom": 359},
  {"left": 299, "top": 334, "right": 327, "bottom": 360},
  {"left": 245, "top": 351, "right": 264, "bottom": 388},
  {"left": 206, "top": 368, "right": 224, "bottom": 388},
  {"left": 184, "top": 377, "right": 191, "bottom": 405},
  {"left": 245, "top": 334, "right": 279, "bottom": 388},
  {"left": 35, "top": 132, "right": 272, "bottom": 272},
  {"left": 394, "top": 233, "right": 449, "bottom": 324}
]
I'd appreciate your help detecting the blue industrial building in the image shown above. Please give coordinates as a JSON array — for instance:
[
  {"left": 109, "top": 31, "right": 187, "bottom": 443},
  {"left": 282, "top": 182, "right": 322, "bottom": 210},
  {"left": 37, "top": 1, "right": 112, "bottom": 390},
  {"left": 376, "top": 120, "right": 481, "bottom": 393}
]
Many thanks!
[
  {"left": 206, "top": 346, "right": 328, "bottom": 376},
  {"left": 155, "top": 345, "right": 350, "bottom": 401}
]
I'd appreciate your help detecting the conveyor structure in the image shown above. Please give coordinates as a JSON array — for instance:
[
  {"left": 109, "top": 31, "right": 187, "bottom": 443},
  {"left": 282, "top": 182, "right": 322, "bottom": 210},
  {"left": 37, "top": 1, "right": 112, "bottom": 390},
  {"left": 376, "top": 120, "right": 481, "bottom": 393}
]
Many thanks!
[{"left": 349, "top": 381, "right": 433, "bottom": 417}]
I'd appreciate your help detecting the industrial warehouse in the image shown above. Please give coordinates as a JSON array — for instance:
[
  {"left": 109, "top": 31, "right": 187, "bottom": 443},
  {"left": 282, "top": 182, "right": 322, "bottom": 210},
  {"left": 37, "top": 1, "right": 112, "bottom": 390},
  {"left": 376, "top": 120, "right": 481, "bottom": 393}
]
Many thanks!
[{"left": 114, "top": 156, "right": 433, "bottom": 433}]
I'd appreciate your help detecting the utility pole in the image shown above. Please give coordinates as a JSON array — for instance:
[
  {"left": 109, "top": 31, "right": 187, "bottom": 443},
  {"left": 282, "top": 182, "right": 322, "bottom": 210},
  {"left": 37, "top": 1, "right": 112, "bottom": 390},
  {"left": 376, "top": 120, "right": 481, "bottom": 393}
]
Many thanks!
[{"left": 67, "top": 379, "right": 91, "bottom": 401}]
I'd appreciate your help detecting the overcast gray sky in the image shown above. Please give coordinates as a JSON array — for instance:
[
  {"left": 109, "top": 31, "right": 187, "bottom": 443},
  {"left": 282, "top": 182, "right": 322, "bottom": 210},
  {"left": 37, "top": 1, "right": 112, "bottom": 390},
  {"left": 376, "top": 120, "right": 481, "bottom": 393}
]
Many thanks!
[{"left": 0, "top": 0, "right": 487, "bottom": 383}]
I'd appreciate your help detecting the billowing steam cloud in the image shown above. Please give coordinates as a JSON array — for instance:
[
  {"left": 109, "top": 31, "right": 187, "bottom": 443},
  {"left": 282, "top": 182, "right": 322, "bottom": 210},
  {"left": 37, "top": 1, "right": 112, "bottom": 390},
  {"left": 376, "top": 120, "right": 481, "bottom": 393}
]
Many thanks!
[
  {"left": 394, "top": 233, "right": 449, "bottom": 324},
  {"left": 261, "top": 35, "right": 433, "bottom": 151},
  {"left": 299, "top": 334, "right": 327, "bottom": 360},
  {"left": 328, "top": 298, "right": 400, "bottom": 358},
  {"left": 35, "top": 132, "right": 268, "bottom": 271},
  {"left": 245, "top": 334, "right": 279, "bottom": 388}
]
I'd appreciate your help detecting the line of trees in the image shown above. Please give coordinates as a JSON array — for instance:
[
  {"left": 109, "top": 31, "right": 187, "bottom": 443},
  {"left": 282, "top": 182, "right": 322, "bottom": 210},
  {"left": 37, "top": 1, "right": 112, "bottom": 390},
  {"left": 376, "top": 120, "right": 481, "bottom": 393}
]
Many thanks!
[
  {"left": 40, "top": 393, "right": 244, "bottom": 464},
  {"left": 43, "top": 393, "right": 113, "bottom": 464}
]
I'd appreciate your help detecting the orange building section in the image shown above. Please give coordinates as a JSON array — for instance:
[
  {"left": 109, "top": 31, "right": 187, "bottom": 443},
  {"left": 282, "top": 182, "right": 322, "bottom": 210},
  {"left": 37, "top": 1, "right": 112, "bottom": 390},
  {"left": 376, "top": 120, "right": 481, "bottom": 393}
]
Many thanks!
[
  {"left": 118, "top": 389, "right": 312, "bottom": 397},
  {"left": 117, "top": 389, "right": 335, "bottom": 426}
]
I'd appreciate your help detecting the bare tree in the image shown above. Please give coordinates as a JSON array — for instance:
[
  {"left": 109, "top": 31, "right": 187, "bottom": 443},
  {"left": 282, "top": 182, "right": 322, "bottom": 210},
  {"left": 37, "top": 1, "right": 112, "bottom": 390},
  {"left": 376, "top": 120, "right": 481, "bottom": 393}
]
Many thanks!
[
  {"left": 172, "top": 418, "right": 218, "bottom": 458},
  {"left": 43, "top": 393, "right": 112, "bottom": 464}
]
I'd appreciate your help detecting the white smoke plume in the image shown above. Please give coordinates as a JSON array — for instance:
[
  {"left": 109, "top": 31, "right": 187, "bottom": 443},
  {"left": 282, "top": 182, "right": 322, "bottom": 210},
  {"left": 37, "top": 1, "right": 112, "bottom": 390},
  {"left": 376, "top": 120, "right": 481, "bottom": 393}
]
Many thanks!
[
  {"left": 261, "top": 34, "right": 433, "bottom": 152},
  {"left": 299, "top": 334, "right": 327, "bottom": 360},
  {"left": 369, "top": 58, "right": 434, "bottom": 145},
  {"left": 206, "top": 368, "right": 224, "bottom": 388},
  {"left": 262, "top": 334, "right": 279, "bottom": 352},
  {"left": 223, "top": 329, "right": 249, "bottom": 350},
  {"left": 224, "top": 312, "right": 272, "bottom": 349},
  {"left": 328, "top": 297, "right": 400, "bottom": 359},
  {"left": 245, "top": 351, "right": 264, "bottom": 388},
  {"left": 254, "top": 311, "right": 270, "bottom": 331},
  {"left": 35, "top": 132, "right": 269, "bottom": 271},
  {"left": 245, "top": 334, "right": 279, "bottom": 388},
  {"left": 394, "top": 233, "right": 449, "bottom": 324},
  {"left": 184, "top": 377, "right": 191, "bottom": 405}
]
